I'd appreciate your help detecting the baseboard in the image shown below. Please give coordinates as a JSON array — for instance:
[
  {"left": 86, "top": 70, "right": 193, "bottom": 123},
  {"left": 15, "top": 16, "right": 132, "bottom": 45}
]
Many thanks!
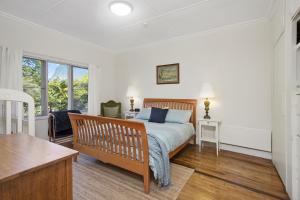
[
  {"left": 198, "top": 124, "right": 271, "bottom": 152},
  {"left": 220, "top": 143, "right": 272, "bottom": 159},
  {"left": 196, "top": 123, "right": 272, "bottom": 158},
  {"left": 220, "top": 125, "right": 272, "bottom": 152}
]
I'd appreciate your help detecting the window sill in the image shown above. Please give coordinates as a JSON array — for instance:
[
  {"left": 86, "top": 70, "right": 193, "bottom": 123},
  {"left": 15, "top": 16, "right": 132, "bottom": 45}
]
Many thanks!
[{"left": 35, "top": 116, "right": 48, "bottom": 121}]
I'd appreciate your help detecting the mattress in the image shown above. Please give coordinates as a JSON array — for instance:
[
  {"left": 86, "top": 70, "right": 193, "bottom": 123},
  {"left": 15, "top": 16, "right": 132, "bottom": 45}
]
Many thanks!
[{"left": 131, "top": 119, "right": 195, "bottom": 153}]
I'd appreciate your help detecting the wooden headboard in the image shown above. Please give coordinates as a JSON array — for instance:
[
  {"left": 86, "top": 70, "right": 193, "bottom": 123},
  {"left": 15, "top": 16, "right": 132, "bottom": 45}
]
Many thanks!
[{"left": 143, "top": 98, "right": 197, "bottom": 128}]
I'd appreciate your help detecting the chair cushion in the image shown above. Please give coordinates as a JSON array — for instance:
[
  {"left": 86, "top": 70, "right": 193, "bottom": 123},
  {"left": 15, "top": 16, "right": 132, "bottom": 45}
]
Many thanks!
[
  {"left": 103, "top": 106, "right": 119, "bottom": 118},
  {"left": 101, "top": 100, "right": 121, "bottom": 118},
  {"left": 55, "top": 129, "right": 73, "bottom": 138},
  {"left": 148, "top": 107, "right": 168, "bottom": 123},
  {"left": 165, "top": 109, "right": 192, "bottom": 124}
]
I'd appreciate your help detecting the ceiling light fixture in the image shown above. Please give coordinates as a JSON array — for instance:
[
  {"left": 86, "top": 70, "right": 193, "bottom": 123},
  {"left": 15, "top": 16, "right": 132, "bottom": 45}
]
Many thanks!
[{"left": 110, "top": 1, "right": 133, "bottom": 16}]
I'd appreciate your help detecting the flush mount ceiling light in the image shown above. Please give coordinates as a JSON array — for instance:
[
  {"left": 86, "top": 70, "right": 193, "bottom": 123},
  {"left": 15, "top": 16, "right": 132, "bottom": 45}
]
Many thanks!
[{"left": 110, "top": 1, "right": 133, "bottom": 16}]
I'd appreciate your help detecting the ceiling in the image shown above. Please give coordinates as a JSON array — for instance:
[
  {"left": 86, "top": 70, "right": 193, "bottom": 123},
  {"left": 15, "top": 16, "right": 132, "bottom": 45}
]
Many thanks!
[{"left": 0, "top": 0, "right": 274, "bottom": 52}]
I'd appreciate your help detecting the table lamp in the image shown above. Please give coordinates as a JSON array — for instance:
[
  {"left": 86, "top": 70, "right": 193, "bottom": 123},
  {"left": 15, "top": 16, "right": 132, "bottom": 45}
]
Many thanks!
[
  {"left": 200, "top": 83, "right": 215, "bottom": 119},
  {"left": 126, "top": 86, "right": 137, "bottom": 112}
]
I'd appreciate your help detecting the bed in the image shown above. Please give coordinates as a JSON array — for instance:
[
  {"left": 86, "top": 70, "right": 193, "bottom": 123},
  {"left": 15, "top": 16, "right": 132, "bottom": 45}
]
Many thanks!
[{"left": 68, "top": 98, "right": 197, "bottom": 193}]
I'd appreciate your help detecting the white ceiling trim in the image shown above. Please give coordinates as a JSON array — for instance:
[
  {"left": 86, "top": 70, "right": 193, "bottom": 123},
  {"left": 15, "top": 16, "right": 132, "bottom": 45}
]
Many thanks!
[
  {"left": 0, "top": 9, "right": 270, "bottom": 55},
  {"left": 0, "top": 0, "right": 275, "bottom": 54},
  {"left": 115, "top": 17, "right": 270, "bottom": 54},
  {"left": 38, "top": 0, "right": 67, "bottom": 19},
  {"left": 0, "top": 10, "right": 115, "bottom": 54},
  {"left": 118, "top": 0, "right": 210, "bottom": 30}
]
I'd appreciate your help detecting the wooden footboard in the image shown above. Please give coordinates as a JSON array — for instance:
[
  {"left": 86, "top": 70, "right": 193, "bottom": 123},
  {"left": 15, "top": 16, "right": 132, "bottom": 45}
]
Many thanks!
[{"left": 68, "top": 113, "right": 150, "bottom": 193}]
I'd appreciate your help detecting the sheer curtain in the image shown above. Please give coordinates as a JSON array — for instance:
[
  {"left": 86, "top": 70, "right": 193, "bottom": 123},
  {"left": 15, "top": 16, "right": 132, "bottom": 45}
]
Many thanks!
[
  {"left": 0, "top": 46, "right": 23, "bottom": 90},
  {"left": 88, "top": 64, "right": 101, "bottom": 115},
  {"left": 0, "top": 46, "right": 23, "bottom": 133}
]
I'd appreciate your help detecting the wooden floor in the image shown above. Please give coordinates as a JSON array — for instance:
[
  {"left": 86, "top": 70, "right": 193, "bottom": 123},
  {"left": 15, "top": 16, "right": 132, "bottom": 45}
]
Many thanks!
[{"left": 171, "top": 143, "right": 290, "bottom": 200}]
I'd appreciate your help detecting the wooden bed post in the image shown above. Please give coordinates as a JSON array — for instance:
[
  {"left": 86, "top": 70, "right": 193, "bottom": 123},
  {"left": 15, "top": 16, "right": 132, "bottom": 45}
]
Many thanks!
[
  {"left": 142, "top": 120, "right": 150, "bottom": 194},
  {"left": 144, "top": 167, "right": 150, "bottom": 194}
]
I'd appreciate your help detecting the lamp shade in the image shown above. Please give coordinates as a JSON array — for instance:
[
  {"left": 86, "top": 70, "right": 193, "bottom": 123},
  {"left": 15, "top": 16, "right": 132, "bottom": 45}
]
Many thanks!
[
  {"left": 126, "top": 86, "right": 138, "bottom": 98},
  {"left": 200, "top": 83, "right": 215, "bottom": 99}
]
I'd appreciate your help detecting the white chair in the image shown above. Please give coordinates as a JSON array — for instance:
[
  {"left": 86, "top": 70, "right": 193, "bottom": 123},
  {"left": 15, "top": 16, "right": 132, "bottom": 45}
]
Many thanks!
[{"left": 0, "top": 88, "right": 35, "bottom": 136}]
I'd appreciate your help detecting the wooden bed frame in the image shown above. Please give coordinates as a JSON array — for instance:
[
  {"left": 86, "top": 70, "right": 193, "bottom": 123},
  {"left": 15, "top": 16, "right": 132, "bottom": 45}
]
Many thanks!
[{"left": 69, "top": 98, "right": 197, "bottom": 194}]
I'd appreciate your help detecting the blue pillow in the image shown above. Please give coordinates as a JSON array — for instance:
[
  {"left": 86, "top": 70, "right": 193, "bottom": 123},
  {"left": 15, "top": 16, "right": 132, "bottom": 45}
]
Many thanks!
[
  {"left": 136, "top": 108, "right": 151, "bottom": 120},
  {"left": 148, "top": 107, "right": 169, "bottom": 123},
  {"left": 165, "top": 109, "right": 192, "bottom": 124}
]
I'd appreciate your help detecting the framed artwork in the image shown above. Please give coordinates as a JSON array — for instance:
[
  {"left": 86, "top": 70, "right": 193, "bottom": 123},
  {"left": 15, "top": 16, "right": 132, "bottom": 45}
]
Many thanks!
[{"left": 156, "top": 63, "right": 180, "bottom": 84}]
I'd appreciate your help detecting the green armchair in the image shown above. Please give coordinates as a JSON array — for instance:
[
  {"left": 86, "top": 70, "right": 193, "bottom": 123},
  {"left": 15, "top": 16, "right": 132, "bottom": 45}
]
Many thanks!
[{"left": 100, "top": 100, "right": 122, "bottom": 118}]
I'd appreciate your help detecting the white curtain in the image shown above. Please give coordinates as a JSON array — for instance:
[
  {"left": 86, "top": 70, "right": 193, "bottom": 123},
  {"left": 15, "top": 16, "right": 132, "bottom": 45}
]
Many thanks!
[
  {"left": 0, "top": 46, "right": 23, "bottom": 90},
  {"left": 88, "top": 64, "right": 101, "bottom": 115},
  {"left": 0, "top": 46, "right": 23, "bottom": 133}
]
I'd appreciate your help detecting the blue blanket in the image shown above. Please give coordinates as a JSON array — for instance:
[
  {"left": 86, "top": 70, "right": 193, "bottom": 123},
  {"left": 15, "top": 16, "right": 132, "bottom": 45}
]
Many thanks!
[
  {"left": 148, "top": 133, "right": 170, "bottom": 186},
  {"left": 132, "top": 119, "right": 195, "bottom": 187}
]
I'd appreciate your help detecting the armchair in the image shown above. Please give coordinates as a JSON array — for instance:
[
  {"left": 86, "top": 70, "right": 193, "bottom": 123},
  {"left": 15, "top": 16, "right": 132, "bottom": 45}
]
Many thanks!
[
  {"left": 100, "top": 100, "right": 121, "bottom": 118},
  {"left": 48, "top": 110, "right": 81, "bottom": 145}
]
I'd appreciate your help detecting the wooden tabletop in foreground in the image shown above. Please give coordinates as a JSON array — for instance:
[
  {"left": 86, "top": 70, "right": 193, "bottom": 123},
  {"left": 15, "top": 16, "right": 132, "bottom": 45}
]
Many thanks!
[{"left": 0, "top": 134, "right": 78, "bottom": 183}]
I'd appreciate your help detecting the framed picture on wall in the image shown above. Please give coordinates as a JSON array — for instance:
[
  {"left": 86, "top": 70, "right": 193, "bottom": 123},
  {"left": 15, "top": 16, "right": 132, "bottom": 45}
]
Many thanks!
[{"left": 156, "top": 63, "right": 180, "bottom": 84}]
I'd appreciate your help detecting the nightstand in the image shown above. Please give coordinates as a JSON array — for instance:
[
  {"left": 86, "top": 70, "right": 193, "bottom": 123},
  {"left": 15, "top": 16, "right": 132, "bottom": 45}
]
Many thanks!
[
  {"left": 124, "top": 111, "right": 139, "bottom": 119},
  {"left": 198, "top": 119, "right": 221, "bottom": 156}
]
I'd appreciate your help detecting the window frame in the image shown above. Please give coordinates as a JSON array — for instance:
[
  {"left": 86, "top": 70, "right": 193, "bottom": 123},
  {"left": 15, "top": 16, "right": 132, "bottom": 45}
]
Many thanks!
[
  {"left": 71, "top": 66, "right": 89, "bottom": 112},
  {"left": 22, "top": 56, "right": 47, "bottom": 116},
  {"left": 22, "top": 56, "right": 88, "bottom": 116}
]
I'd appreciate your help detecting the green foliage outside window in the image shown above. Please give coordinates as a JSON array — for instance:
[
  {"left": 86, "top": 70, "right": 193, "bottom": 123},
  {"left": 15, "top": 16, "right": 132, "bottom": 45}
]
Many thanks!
[
  {"left": 48, "top": 79, "right": 68, "bottom": 111},
  {"left": 22, "top": 57, "right": 88, "bottom": 115},
  {"left": 22, "top": 57, "right": 43, "bottom": 115},
  {"left": 73, "top": 74, "right": 88, "bottom": 112},
  {"left": 47, "top": 74, "right": 88, "bottom": 112}
]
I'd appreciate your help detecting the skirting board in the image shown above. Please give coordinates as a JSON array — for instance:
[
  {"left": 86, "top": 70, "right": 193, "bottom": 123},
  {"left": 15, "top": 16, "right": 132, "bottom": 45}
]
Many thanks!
[
  {"left": 198, "top": 124, "right": 272, "bottom": 159},
  {"left": 220, "top": 125, "right": 271, "bottom": 152},
  {"left": 220, "top": 143, "right": 272, "bottom": 159}
]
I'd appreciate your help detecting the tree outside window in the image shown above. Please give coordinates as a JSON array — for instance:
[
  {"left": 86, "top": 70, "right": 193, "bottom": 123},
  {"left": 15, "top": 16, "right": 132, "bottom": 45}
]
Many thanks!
[{"left": 22, "top": 57, "right": 88, "bottom": 115}]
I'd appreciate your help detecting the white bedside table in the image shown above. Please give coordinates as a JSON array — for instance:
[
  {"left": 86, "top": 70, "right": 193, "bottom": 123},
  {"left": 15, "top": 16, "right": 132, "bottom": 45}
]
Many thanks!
[
  {"left": 124, "top": 111, "right": 139, "bottom": 119},
  {"left": 198, "top": 119, "right": 221, "bottom": 156}
]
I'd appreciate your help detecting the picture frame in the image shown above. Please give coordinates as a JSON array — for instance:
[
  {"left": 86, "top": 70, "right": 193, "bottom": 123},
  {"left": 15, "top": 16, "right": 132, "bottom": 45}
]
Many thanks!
[{"left": 156, "top": 63, "right": 180, "bottom": 84}]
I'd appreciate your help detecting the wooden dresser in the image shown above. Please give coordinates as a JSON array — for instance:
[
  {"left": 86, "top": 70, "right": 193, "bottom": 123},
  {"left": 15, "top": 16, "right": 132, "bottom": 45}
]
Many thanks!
[{"left": 0, "top": 134, "right": 78, "bottom": 200}]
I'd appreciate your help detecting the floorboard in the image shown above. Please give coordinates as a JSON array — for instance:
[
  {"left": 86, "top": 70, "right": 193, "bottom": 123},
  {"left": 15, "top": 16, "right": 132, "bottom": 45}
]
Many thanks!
[{"left": 172, "top": 143, "right": 289, "bottom": 200}]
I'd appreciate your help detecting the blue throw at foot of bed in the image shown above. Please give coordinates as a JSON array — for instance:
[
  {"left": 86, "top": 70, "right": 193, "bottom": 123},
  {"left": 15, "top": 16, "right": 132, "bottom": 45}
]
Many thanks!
[
  {"left": 131, "top": 119, "right": 195, "bottom": 187},
  {"left": 148, "top": 133, "right": 170, "bottom": 186}
]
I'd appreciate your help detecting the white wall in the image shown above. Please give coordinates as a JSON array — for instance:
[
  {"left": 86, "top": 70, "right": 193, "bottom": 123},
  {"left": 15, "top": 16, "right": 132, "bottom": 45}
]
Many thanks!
[
  {"left": 115, "top": 20, "right": 273, "bottom": 153},
  {"left": 0, "top": 12, "right": 116, "bottom": 139}
]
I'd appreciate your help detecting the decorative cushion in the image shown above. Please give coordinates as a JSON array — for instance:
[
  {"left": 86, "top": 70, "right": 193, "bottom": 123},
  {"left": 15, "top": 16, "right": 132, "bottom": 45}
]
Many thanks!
[
  {"left": 136, "top": 108, "right": 151, "bottom": 120},
  {"left": 165, "top": 109, "right": 192, "bottom": 124},
  {"left": 148, "top": 107, "right": 169, "bottom": 123},
  {"left": 103, "top": 106, "right": 119, "bottom": 118}
]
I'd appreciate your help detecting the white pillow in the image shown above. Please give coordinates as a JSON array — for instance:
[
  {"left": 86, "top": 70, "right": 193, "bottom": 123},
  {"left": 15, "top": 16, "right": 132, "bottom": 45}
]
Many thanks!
[
  {"left": 136, "top": 108, "right": 151, "bottom": 120},
  {"left": 165, "top": 109, "right": 192, "bottom": 124}
]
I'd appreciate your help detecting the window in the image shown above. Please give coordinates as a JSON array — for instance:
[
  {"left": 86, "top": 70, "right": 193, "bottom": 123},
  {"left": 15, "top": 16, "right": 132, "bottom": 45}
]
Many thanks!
[
  {"left": 48, "top": 62, "right": 69, "bottom": 112},
  {"left": 22, "top": 57, "right": 47, "bottom": 116},
  {"left": 22, "top": 57, "right": 88, "bottom": 115},
  {"left": 72, "top": 67, "right": 89, "bottom": 112}
]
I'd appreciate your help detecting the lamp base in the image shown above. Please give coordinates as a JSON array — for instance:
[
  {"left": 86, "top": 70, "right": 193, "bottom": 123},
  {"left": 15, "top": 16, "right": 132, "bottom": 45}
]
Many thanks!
[
  {"left": 130, "top": 98, "right": 134, "bottom": 112},
  {"left": 204, "top": 99, "right": 211, "bottom": 120},
  {"left": 203, "top": 115, "right": 211, "bottom": 119}
]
